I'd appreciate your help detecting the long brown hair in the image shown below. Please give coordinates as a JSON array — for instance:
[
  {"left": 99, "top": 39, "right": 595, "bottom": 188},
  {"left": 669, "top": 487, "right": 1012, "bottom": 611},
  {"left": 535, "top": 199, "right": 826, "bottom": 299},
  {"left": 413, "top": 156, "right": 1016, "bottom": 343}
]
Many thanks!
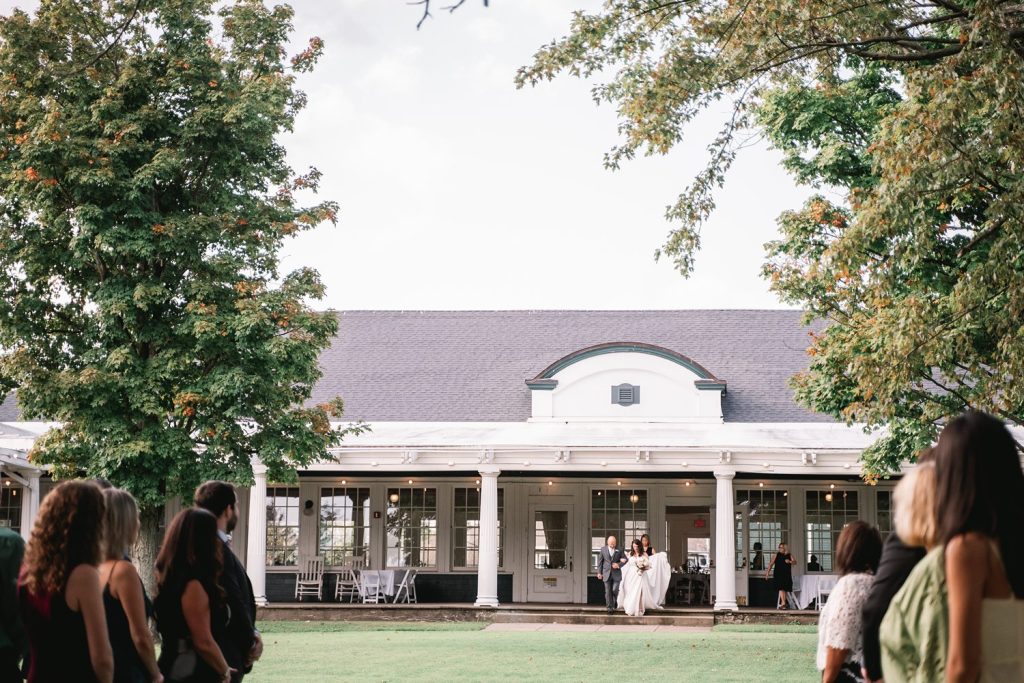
[
  {"left": 934, "top": 411, "right": 1024, "bottom": 597},
  {"left": 155, "top": 507, "right": 225, "bottom": 600},
  {"left": 21, "top": 480, "right": 106, "bottom": 595},
  {"left": 834, "top": 520, "right": 882, "bottom": 576}
]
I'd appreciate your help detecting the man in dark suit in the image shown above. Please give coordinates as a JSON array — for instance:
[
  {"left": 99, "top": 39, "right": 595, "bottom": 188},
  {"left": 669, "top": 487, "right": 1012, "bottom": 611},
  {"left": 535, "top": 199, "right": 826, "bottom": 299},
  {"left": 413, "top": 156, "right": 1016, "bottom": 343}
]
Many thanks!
[
  {"left": 195, "top": 481, "right": 262, "bottom": 683},
  {"left": 596, "top": 535, "right": 626, "bottom": 614}
]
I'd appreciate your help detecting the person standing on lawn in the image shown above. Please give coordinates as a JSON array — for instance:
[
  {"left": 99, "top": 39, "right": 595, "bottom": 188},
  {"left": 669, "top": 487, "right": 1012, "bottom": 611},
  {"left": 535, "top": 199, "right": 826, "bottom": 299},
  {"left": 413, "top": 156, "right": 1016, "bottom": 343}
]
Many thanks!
[
  {"left": 0, "top": 523, "right": 26, "bottom": 681},
  {"left": 193, "top": 482, "right": 262, "bottom": 683}
]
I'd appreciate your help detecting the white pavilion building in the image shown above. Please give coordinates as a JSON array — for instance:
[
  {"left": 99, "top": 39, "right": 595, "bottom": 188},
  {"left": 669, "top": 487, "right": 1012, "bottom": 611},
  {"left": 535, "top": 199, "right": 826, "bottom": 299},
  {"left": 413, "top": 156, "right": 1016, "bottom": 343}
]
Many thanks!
[{"left": 0, "top": 310, "right": 929, "bottom": 610}]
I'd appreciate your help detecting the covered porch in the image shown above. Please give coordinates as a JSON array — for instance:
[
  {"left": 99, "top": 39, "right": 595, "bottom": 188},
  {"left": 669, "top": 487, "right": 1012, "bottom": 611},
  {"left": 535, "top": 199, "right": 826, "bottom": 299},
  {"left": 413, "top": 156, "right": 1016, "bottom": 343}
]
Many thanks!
[{"left": 241, "top": 421, "right": 893, "bottom": 612}]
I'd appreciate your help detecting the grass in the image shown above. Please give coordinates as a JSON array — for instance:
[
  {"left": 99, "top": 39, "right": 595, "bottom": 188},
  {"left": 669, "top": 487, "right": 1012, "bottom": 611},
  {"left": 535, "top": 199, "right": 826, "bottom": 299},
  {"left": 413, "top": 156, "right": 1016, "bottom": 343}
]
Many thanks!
[{"left": 247, "top": 622, "right": 819, "bottom": 682}]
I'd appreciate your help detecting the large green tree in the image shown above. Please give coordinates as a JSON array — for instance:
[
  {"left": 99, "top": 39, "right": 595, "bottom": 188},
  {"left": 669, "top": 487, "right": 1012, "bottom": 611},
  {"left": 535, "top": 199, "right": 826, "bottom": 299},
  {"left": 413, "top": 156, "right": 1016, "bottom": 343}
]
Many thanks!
[
  {"left": 517, "top": 1, "right": 1024, "bottom": 473},
  {"left": 0, "top": 0, "right": 362, "bottom": 568}
]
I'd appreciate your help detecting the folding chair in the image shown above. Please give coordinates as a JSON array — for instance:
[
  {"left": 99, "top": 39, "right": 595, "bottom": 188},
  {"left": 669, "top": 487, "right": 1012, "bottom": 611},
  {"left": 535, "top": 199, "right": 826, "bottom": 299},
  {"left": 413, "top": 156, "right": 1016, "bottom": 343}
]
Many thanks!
[
  {"left": 360, "top": 571, "right": 384, "bottom": 604},
  {"left": 816, "top": 584, "right": 832, "bottom": 611},
  {"left": 294, "top": 556, "right": 325, "bottom": 601},
  {"left": 393, "top": 569, "right": 417, "bottom": 604},
  {"left": 334, "top": 566, "right": 360, "bottom": 603}
]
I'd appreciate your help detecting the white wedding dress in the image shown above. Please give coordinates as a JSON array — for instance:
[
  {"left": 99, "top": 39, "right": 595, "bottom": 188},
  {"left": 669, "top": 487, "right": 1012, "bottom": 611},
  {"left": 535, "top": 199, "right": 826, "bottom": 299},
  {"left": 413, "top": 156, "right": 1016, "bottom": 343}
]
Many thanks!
[{"left": 617, "top": 552, "right": 672, "bottom": 616}]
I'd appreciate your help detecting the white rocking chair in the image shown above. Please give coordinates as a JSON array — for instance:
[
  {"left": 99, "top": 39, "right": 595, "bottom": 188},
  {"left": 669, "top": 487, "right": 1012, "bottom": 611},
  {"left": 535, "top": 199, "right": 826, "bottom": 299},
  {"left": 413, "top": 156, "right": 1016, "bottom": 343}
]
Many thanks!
[{"left": 294, "top": 556, "right": 325, "bottom": 601}]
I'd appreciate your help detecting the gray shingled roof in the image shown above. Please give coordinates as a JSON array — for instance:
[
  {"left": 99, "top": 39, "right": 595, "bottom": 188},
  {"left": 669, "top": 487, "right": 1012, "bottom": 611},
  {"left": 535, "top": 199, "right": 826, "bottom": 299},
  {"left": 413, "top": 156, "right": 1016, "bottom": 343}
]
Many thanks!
[
  {"left": 311, "top": 310, "right": 831, "bottom": 423},
  {"left": 0, "top": 310, "right": 832, "bottom": 424},
  {"left": 0, "top": 393, "right": 17, "bottom": 422}
]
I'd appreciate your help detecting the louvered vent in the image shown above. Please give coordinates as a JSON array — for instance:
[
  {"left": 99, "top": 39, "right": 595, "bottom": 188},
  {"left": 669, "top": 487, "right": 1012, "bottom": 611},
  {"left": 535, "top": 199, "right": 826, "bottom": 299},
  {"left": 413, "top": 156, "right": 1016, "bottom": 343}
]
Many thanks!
[{"left": 611, "top": 384, "right": 640, "bottom": 406}]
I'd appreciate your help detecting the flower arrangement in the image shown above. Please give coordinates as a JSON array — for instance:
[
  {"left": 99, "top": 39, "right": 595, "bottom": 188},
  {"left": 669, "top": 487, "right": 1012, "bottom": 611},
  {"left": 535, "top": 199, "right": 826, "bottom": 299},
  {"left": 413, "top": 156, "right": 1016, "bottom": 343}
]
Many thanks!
[{"left": 634, "top": 554, "right": 650, "bottom": 575}]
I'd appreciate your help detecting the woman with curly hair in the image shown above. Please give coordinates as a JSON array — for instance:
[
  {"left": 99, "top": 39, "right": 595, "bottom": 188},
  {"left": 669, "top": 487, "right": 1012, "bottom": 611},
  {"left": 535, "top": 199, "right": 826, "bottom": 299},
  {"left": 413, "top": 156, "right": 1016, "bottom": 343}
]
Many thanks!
[
  {"left": 154, "top": 508, "right": 233, "bottom": 683},
  {"left": 19, "top": 479, "right": 114, "bottom": 683}
]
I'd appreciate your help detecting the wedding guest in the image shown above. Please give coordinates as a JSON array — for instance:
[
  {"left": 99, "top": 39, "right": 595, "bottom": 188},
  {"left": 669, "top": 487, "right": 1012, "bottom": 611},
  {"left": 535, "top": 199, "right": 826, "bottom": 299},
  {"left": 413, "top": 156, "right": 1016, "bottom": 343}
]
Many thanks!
[
  {"left": 19, "top": 480, "right": 114, "bottom": 683},
  {"left": 765, "top": 542, "right": 795, "bottom": 609},
  {"left": 99, "top": 489, "right": 162, "bottom": 683},
  {"left": 640, "top": 534, "right": 655, "bottom": 556},
  {"left": 751, "top": 542, "right": 765, "bottom": 571},
  {"left": 862, "top": 451, "right": 935, "bottom": 683},
  {"left": 193, "top": 481, "right": 260, "bottom": 682},
  {"left": 881, "top": 412, "right": 1024, "bottom": 682},
  {"left": 0, "top": 522, "right": 26, "bottom": 681},
  {"left": 154, "top": 508, "right": 233, "bottom": 683},
  {"left": 817, "top": 521, "right": 882, "bottom": 683},
  {"left": 807, "top": 555, "right": 822, "bottom": 572}
]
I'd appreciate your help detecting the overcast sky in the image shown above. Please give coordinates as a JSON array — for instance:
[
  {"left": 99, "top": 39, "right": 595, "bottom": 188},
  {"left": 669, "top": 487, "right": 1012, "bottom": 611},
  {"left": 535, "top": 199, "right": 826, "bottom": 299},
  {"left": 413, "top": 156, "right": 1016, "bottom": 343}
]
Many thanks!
[{"left": 4, "top": 0, "right": 814, "bottom": 310}]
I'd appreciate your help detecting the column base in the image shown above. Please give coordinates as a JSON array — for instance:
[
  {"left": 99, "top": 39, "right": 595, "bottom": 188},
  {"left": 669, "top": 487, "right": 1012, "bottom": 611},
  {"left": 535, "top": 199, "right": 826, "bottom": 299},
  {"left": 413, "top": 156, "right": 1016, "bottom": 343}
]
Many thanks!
[
  {"left": 714, "top": 599, "right": 738, "bottom": 611},
  {"left": 474, "top": 597, "right": 500, "bottom": 607},
  {"left": 255, "top": 596, "right": 268, "bottom": 607}
]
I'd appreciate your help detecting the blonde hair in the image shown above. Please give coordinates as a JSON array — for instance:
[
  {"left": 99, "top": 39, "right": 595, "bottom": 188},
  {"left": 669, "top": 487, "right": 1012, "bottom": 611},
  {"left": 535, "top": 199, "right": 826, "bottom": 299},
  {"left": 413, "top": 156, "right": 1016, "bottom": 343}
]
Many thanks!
[
  {"left": 103, "top": 488, "right": 140, "bottom": 560},
  {"left": 893, "top": 462, "right": 937, "bottom": 548}
]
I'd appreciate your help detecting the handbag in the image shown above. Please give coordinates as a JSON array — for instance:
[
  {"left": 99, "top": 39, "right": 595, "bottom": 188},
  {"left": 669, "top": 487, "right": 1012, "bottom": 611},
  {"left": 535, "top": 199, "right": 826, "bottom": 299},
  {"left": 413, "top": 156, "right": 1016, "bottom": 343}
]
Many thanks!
[
  {"left": 835, "top": 661, "right": 863, "bottom": 683},
  {"left": 166, "top": 637, "right": 199, "bottom": 681}
]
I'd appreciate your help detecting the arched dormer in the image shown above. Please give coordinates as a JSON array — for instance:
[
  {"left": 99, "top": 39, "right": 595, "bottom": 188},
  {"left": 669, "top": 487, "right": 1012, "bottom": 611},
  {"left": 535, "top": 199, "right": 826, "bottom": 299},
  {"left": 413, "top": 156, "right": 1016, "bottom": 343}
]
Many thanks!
[{"left": 525, "top": 342, "right": 726, "bottom": 423}]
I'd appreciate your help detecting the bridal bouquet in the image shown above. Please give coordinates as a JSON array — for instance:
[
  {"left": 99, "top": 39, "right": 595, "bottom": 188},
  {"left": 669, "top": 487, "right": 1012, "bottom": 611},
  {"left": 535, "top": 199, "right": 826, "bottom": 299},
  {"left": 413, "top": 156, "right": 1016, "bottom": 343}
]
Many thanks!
[{"left": 633, "top": 555, "right": 650, "bottom": 575}]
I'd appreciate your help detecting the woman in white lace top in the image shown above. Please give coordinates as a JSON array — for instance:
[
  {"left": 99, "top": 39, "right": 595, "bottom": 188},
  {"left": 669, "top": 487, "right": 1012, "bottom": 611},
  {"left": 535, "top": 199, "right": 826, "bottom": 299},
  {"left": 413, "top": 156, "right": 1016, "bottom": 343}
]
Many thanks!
[{"left": 817, "top": 520, "right": 883, "bottom": 683}]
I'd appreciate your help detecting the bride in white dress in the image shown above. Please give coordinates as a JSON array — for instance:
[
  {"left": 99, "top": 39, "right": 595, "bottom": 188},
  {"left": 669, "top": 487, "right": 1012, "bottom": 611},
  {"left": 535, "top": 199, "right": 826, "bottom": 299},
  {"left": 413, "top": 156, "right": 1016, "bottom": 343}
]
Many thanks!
[{"left": 617, "top": 538, "right": 672, "bottom": 616}]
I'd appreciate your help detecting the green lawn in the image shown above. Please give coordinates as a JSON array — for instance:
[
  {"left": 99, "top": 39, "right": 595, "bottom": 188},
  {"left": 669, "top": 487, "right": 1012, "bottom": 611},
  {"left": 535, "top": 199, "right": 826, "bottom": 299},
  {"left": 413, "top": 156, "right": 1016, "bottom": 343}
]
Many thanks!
[{"left": 247, "top": 622, "right": 819, "bottom": 682}]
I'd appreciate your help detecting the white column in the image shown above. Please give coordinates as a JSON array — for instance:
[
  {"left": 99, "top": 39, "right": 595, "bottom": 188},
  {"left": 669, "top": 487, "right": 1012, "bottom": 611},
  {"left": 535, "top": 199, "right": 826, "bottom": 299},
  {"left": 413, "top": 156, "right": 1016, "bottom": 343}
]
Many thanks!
[
  {"left": 474, "top": 467, "right": 501, "bottom": 607},
  {"left": 714, "top": 470, "right": 738, "bottom": 611},
  {"left": 19, "top": 472, "right": 40, "bottom": 542},
  {"left": 245, "top": 461, "right": 268, "bottom": 606}
]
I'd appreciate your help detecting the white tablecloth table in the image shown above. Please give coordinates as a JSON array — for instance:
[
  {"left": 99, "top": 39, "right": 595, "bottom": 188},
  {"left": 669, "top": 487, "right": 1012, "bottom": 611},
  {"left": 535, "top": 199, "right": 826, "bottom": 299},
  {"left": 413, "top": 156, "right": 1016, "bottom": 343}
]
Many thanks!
[
  {"left": 358, "top": 569, "right": 404, "bottom": 598},
  {"left": 794, "top": 574, "right": 838, "bottom": 609}
]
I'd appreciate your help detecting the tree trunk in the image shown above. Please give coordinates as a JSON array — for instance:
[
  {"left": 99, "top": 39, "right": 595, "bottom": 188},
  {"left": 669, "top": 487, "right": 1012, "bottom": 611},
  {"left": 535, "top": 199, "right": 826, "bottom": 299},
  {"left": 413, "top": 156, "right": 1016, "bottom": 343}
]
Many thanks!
[{"left": 135, "top": 504, "right": 165, "bottom": 598}]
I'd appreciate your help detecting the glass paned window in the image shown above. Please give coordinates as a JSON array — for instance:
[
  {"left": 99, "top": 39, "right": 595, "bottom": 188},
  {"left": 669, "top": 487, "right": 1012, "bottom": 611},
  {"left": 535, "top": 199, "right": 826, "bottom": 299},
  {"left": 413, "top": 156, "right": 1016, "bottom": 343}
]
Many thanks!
[
  {"left": 876, "top": 490, "right": 894, "bottom": 542},
  {"left": 386, "top": 487, "right": 438, "bottom": 568},
  {"left": 805, "top": 490, "right": 860, "bottom": 572},
  {"left": 535, "top": 510, "right": 569, "bottom": 569},
  {"left": 318, "top": 487, "right": 371, "bottom": 566},
  {"left": 0, "top": 481, "right": 22, "bottom": 533},
  {"left": 736, "top": 489, "right": 789, "bottom": 573},
  {"left": 453, "top": 487, "right": 504, "bottom": 569},
  {"left": 266, "top": 486, "right": 300, "bottom": 566},
  {"left": 590, "top": 488, "right": 648, "bottom": 571}
]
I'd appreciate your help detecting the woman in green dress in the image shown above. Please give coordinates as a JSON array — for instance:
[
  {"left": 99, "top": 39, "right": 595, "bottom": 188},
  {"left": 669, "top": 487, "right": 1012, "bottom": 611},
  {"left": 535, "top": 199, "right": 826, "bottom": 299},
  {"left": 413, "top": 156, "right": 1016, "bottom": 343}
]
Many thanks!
[{"left": 880, "top": 412, "right": 1024, "bottom": 682}]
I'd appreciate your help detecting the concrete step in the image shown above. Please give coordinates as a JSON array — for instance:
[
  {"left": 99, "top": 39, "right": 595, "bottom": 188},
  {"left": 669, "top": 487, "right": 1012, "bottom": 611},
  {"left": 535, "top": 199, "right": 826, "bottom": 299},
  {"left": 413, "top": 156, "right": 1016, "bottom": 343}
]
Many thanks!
[{"left": 492, "top": 610, "right": 714, "bottom": 628}]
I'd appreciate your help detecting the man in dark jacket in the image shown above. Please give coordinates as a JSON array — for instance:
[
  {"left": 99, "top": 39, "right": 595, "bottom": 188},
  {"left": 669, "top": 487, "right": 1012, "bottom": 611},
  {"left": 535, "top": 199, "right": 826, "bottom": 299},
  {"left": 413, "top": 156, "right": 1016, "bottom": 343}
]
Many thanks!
[
  {"left": 194, "top": 481, "right": 262, "bottom": 683},
  {"left": 860, "top": 447, "right": 934, "bottom": 683},
  {"left": 0, "top": 523, "right": 26, "bottom": 681}
]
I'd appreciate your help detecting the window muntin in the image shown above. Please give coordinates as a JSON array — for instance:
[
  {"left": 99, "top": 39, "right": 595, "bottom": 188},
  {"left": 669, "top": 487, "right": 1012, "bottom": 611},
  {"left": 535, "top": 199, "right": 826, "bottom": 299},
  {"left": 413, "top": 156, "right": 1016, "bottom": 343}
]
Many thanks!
[
  {"left": 534, "top": 510, "right": 569, "bottom": 569},
  {"left": 266, "top": 486, "right": 300, "bottom": 566},
  {"left": 736, "top": 489, "right": 789, "bottom": 573},
  {"left": 590, "top": 488, "right": 648, "bottom": 572},
  {"left": 318, "top": 487, "right": 371, "bottom": 566},
  {"left": 386, "top": 487, "right": 438, "bottom": 568},
  {"left": 805, "top": 490, "right": 860, "bottom": 573},
  {"left": 876, "top": 490, "right": 893, "bottom": 542},
  {"left": 452, "top": 487, "right": 504, "bottom": 569}
]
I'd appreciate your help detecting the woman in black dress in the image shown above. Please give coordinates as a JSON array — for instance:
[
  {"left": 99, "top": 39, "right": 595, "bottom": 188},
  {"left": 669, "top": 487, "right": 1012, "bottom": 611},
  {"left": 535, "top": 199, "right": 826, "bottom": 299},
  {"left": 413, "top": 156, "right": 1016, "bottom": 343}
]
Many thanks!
[
  {"left": 154, "top": 508, "right": 233, "bottom": 683},
  {"left": 639, "top": 534, "right": 655, "bottom": 556},
  {"left": 765, "top": 542, "right": 795, "bottom": 609}
]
